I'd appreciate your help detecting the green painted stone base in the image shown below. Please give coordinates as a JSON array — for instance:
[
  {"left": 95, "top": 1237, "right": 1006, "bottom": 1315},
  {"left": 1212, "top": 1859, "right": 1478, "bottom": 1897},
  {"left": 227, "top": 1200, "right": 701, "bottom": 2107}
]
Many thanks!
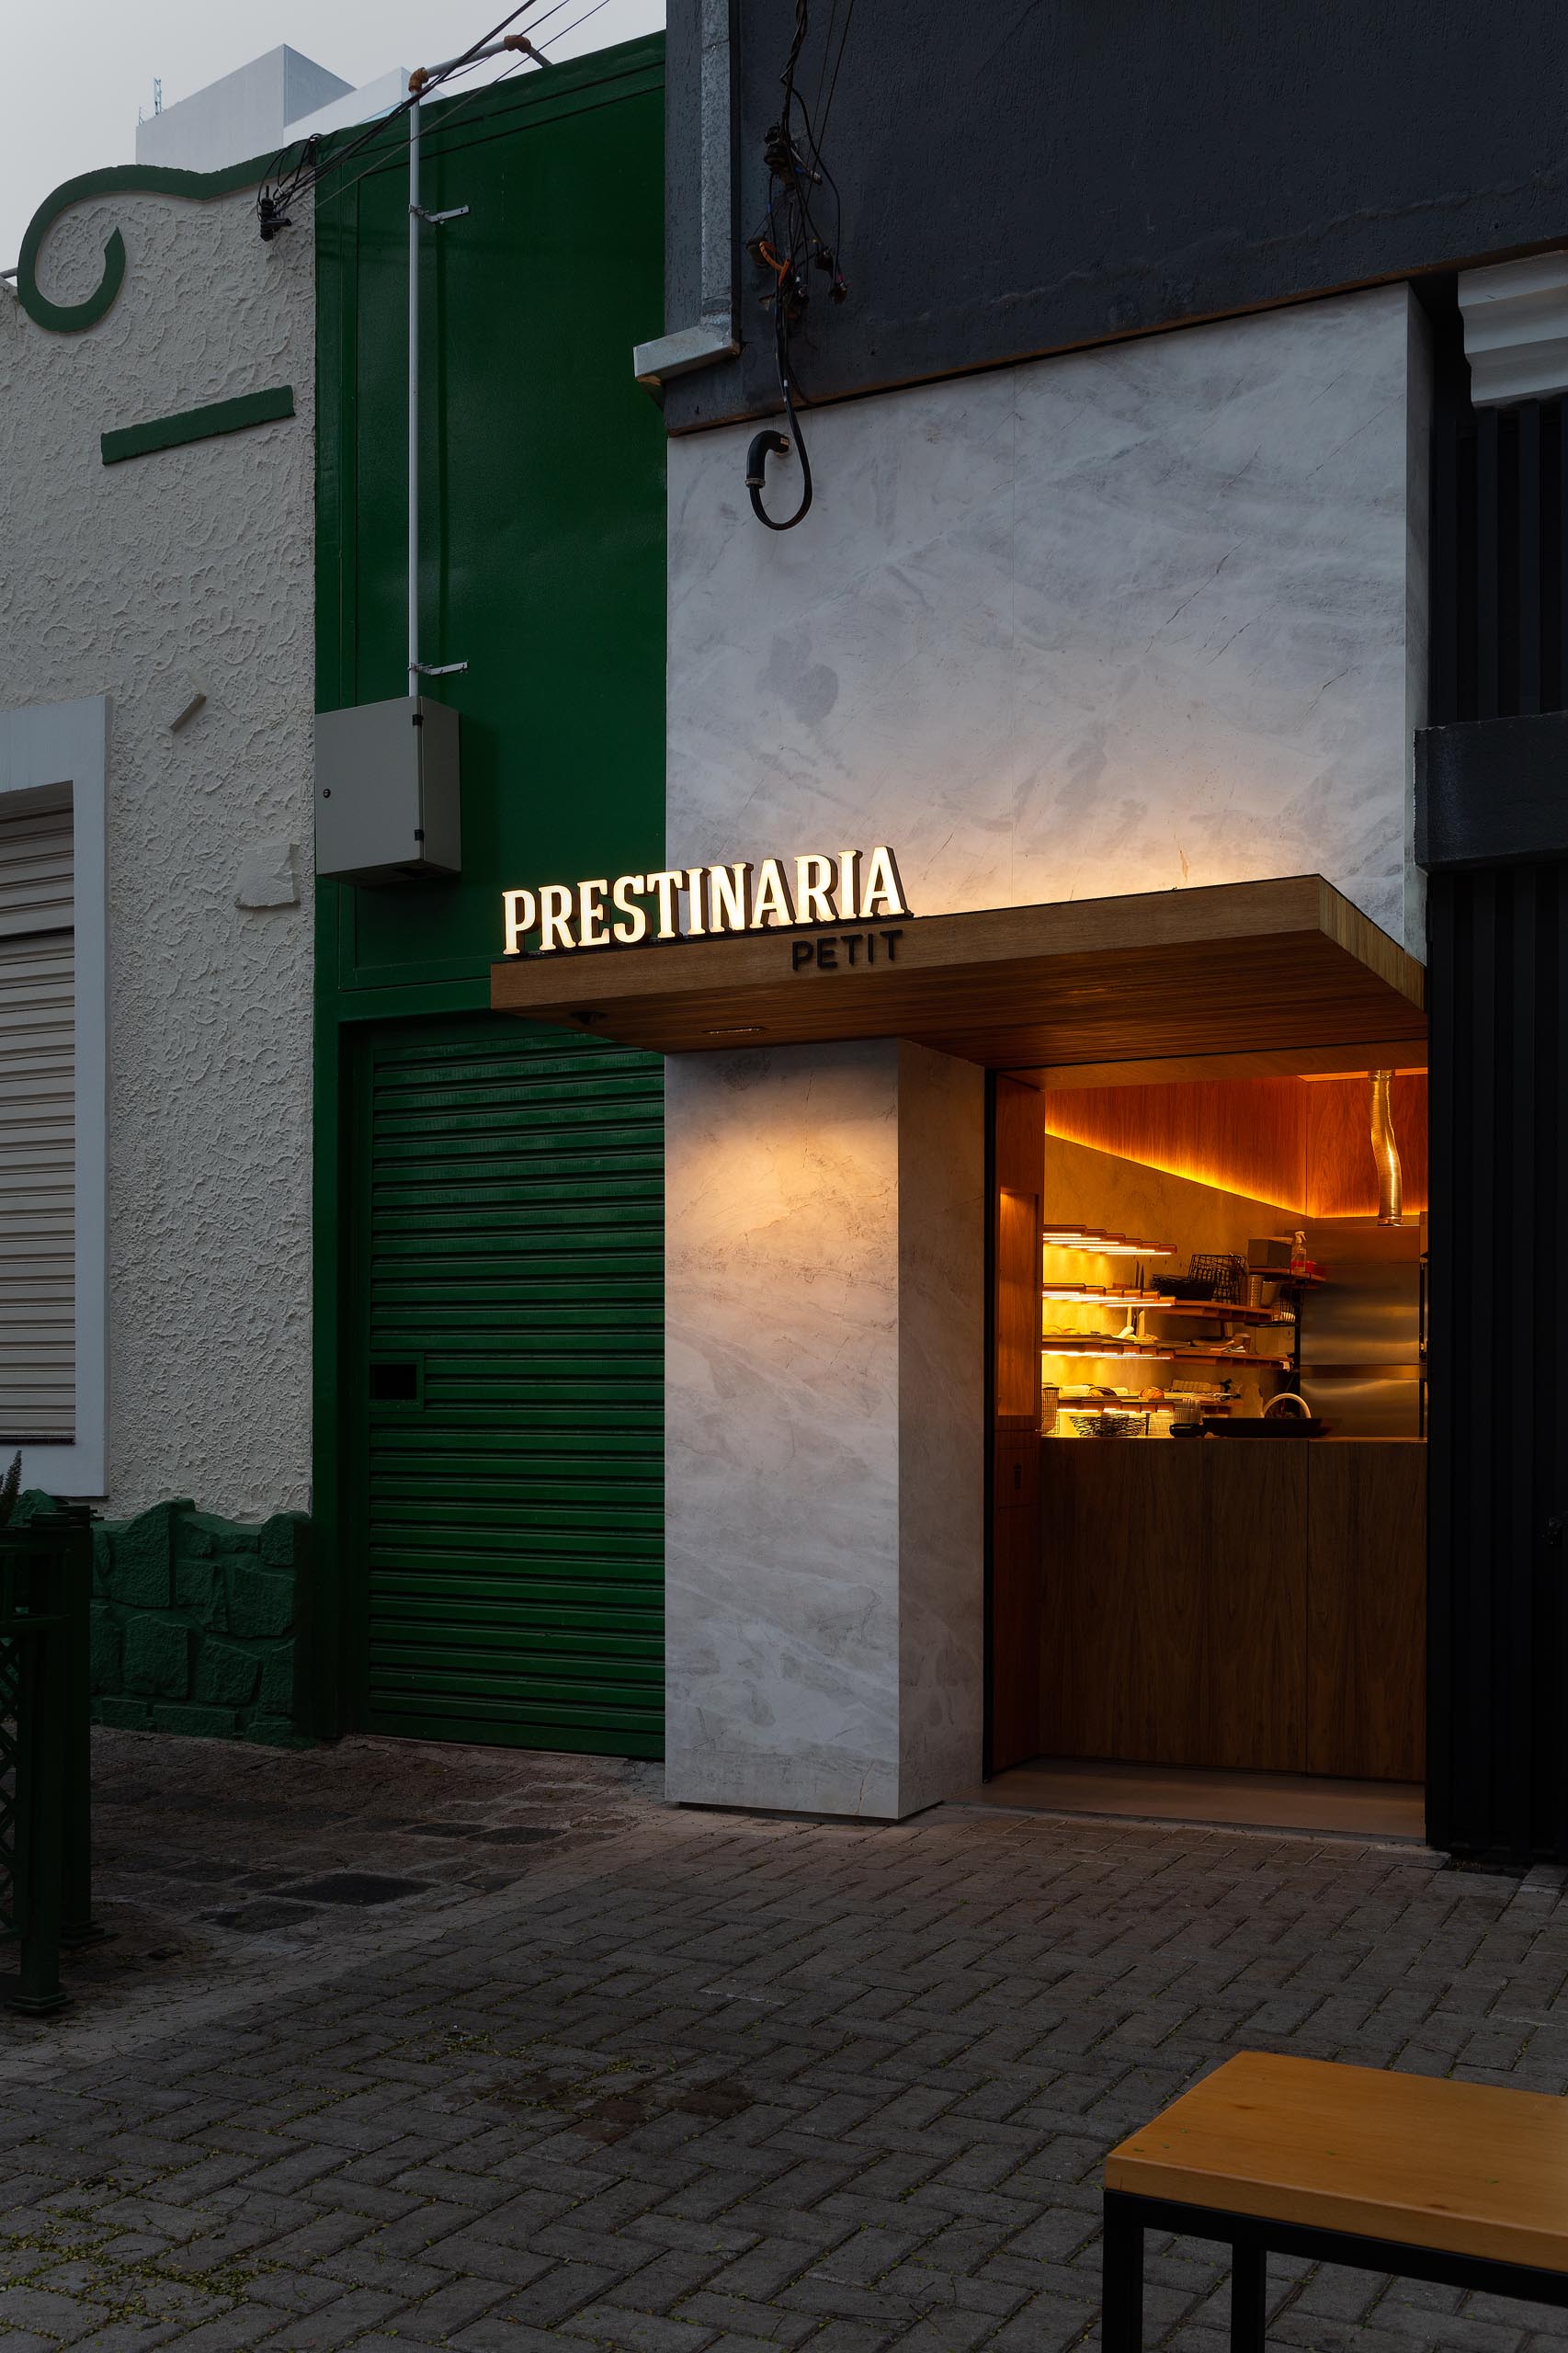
[{"left": 16, "top": 1492, "right": 312, "bottom": 1745}]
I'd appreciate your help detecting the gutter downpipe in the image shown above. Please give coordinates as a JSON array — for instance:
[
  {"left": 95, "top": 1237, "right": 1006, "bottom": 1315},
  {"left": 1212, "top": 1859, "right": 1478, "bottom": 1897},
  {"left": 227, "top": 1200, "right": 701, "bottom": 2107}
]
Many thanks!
[
  {"left": 408, "top": 48, "right": 500, "bottom": 689},
  {"left": 408, "top": 87, "right": 421, "bottom": 697}
]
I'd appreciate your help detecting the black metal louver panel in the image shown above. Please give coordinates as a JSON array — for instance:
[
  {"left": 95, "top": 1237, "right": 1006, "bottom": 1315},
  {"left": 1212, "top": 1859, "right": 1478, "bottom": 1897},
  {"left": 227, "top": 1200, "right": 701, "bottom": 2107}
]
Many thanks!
[
  {"left": 1430, "top": 396, "right": 1568, "bottom": 723},
  {"left": 1426, "top": 862, "right": 1568, "bottom": 1860}
]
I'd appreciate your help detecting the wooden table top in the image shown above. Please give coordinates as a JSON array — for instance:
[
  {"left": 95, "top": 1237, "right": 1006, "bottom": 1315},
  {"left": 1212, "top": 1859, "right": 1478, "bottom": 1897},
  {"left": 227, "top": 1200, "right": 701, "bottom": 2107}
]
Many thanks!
[{"left": 1106, "top": 2052, "right": 1568, "bottom": 2273}]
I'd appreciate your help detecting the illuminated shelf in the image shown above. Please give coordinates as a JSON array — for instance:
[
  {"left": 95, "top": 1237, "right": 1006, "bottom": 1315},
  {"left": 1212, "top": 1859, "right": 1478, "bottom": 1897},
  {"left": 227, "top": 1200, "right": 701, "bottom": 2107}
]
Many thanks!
[
  {"left": 1041, "top": 1225, "right": 1175, "bottom": 1257},
  {"left": 1058, "top": 1398, "right": 1236, "bottom": 1415},
  {"left": 1042, "top": 1343, "right": 1291, "bottom": 1365},
  {"left": 1040, "top": 1285, "right": 1165, "bottom": 1304},
  {"left": 1040, "top": 1287, "right": 1290, "bottom": 1323}
]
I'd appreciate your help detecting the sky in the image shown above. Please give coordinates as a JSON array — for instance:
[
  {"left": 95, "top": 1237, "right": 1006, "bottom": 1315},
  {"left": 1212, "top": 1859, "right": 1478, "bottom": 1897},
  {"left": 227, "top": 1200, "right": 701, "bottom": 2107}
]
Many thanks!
[{"left": 2, "top": 0, "right": 663, "bottom": 268}]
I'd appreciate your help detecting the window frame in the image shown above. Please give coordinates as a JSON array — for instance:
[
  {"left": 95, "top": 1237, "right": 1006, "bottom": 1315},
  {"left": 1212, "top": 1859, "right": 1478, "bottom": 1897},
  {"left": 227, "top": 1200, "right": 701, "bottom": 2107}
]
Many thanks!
[{"left": 0, "top": 696, "right": 108, "bottom": 1495}]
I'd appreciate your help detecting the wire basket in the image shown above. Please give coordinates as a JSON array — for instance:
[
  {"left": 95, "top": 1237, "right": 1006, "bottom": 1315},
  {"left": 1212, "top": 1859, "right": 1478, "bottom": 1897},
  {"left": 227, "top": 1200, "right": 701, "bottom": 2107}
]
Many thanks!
[{"left": 1186, "top": 1252, "right": 1248, "bottom": 1304}]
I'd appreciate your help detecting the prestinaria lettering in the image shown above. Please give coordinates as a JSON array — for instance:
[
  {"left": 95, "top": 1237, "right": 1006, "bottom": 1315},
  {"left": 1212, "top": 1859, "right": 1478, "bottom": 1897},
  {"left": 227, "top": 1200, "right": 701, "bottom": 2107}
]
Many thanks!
[{"left": 502, "top": 846, "right": 909, "bottom": 954}]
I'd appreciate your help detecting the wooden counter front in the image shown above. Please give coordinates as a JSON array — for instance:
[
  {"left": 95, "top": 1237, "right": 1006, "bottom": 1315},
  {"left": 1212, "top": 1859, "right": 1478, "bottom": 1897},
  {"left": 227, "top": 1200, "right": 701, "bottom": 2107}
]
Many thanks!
[
  {"left": 1039, "top": 1440, "right": 1425, "bottom": 1780},
  {"left": 1307, "top": 1443, "right": 1426, "bottom": 1779}
]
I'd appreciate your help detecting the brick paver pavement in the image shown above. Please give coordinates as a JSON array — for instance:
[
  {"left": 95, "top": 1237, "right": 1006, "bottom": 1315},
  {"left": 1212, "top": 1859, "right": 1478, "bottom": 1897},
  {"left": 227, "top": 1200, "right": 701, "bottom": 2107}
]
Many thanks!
[{"left": 5, "top": 1731, "right": 1568, "bottom": 2351}]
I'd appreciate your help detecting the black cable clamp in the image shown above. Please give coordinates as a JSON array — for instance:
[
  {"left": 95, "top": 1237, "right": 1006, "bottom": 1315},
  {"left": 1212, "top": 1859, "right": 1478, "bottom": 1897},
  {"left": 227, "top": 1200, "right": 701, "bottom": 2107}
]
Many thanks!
[{"left": 746, "top": 426, "right": 812, "bottom": 532}]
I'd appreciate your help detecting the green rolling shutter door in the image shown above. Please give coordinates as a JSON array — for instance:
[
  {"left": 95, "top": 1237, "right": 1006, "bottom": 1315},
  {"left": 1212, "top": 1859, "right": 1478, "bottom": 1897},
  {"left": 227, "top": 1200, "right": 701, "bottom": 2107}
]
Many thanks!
[{"left": 358, "top": 1020, "right": 664, "bottom": 1756}]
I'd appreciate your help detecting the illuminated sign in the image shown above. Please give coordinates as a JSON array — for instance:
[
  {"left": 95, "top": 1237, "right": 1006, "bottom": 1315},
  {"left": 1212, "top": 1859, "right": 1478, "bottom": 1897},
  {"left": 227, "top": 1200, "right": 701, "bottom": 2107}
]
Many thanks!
[{"left": 502, "top": 847, "right": 909, "bottom": 955}]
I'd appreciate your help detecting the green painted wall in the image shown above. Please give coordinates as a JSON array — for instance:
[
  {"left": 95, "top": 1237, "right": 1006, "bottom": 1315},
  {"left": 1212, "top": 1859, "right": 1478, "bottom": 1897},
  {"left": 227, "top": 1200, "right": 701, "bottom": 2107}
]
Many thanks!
[{"left": 312, "top": 39, "right": 667, "bottom": 1735}]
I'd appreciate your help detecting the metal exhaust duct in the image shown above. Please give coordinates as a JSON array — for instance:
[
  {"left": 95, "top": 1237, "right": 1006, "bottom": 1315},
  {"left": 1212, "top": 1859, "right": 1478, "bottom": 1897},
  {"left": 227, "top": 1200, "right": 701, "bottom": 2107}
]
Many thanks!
[{"left": 1369, "top": 1069, "right": 1403, "bottom": 1225}]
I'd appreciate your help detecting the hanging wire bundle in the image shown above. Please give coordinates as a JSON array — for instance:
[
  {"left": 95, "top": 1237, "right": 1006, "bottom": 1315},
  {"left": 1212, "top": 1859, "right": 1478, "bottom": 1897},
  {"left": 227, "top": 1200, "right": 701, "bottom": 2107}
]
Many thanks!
[
  {"left": 254, "top": 0, "right": 608, "bottom": 239},
  {"left": 743, "top": 0, "right": 856, "bottom": 530}
]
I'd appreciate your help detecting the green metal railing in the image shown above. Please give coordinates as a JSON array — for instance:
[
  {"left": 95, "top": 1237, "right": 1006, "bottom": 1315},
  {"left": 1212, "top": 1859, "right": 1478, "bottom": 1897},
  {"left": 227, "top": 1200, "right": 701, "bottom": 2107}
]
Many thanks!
[{"left": 0, "top": 1507, "right": 95, "bottom": 2014}]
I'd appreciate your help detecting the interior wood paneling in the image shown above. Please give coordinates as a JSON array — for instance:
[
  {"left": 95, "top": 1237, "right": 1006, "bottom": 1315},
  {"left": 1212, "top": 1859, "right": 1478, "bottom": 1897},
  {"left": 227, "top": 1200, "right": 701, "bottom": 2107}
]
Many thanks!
[
  {"left": 1201, "top": 1444, "right": 1309, "bottom": 1771},
  {"left": 1305, "top": 1075, "right": 1429, "bottom": 1217},
  {"left": 1046, "top": 1079, "right": 1309, "bottom": 1211},
  {"left": 989, "top": 1077, "right": 1044, "bottom": 1773},
  {"left": 492, "top": 876, "right": 1426, "bottom": 1066},
  {"left": 1025, "top": 1044, "right": 1428, "bottom": 1090},
  {"left": 993, "top": 1470, "right": 1043, "bottom": 1773},
  {"left": 1041, "top": 1442, "right": 1205, "bottom": 1764},
  {"left": 995, "top": 1191, "right": 1040, "bottom": 1422},
  {"left": 994, "top": 1433, "right": 1040, "bottom": 1508},
  {"left": 993, "top": 1081, "right": 1042, "bottom": 1437},
  {"left": 1043, "top": 1073, "right": 1429, "bottom": 1220},
  {"left": 1308, "top": 1443, "right": 1426, "bottom": 1779}
]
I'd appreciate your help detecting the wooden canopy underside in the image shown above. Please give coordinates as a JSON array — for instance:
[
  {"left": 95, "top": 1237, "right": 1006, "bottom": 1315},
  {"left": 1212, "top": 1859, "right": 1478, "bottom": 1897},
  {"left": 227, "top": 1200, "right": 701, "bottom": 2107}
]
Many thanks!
[{"left": 490, "top": 875, "right": 1426, "bottom": 1069}]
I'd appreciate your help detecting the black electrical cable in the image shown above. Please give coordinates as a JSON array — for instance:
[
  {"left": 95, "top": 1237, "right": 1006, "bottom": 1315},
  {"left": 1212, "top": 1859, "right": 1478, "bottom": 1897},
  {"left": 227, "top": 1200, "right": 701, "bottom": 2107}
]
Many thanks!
[
  {"left": 747, "top": 357, "right": 813, "bottom": 530},
  {"left": 310, "top": 48, "right": 527, "bottom": 217},
  {"left": 743, "top": 0, "right": 854, "bottom": 531},
  {"left": 292, "top": 1, "right": 597, "bottom": 228},
  {"left": 811, "top": 0, "right": 843, "bottom": 116},
  {"left": 255, "top": 0, "right": 547, "bottom": 233},
  {"left": 303, "top": 0, "right": 604, "bottom": 223},
  {"left": 815, "top": 0, "right": 858, "bottom": 146}
]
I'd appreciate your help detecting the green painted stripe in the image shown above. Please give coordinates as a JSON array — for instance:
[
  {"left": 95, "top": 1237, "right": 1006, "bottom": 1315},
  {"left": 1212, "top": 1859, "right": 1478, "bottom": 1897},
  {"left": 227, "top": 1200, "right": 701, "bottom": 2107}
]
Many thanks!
[{"left": 101, "top": 385, "right": 294, "bottom": 466}]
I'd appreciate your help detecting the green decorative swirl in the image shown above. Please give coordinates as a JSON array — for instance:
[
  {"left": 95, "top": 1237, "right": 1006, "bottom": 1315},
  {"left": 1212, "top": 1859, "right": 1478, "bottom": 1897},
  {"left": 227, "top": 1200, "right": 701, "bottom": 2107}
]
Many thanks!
[
  {"left": 17, "top": 151, "right": 306, "bottom": 335},
  {"left": 14, "top": 43, "right": 662, "bottom": 334}
]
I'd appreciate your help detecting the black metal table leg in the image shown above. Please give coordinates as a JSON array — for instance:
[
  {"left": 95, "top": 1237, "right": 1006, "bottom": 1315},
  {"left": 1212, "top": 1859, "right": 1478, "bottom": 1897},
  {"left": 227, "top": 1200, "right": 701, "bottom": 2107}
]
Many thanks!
[
  {"left": 1102, "top": 2191, "right": 1145, "bottom": 2352},
  {"left": 1231, "top": 2235, "right": 1267, "bottom": 2352},
  {"left": 1101, "top": 2188, "right": 1568, "bottom": 2342}
]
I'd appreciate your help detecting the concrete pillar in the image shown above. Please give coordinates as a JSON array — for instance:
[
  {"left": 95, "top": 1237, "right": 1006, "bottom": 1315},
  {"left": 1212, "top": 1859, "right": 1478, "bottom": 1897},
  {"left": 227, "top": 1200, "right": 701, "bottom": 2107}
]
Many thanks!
[{"left": 665, "top": 1038, "right": 985, "bottom": 1818}]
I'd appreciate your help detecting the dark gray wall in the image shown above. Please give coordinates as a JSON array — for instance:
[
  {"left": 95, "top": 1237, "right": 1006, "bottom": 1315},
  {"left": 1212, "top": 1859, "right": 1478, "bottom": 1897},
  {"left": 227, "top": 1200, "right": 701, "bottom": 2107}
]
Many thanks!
[
  {"left": 1418, "top": 700, "right": 1568, "bottom": 1859},
  {"left": 665, "top": 0, "right": 1568, "bottom": 432},
  {"left": 1426, "top": 848, "right": 1568, "bottom": 1864}
]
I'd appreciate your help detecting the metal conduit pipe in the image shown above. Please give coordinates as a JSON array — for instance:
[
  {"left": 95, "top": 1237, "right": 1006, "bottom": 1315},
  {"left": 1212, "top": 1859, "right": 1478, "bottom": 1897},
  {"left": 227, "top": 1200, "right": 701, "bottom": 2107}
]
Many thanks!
[
  {"left": 406, "top": 28, "right": 547, "bottom": 689},
  {"left": 1369, "top": 1068, "right": 1403, "bottom": 1225},
  {"left": 408, "top": 90, "right": 421, "bottom": 695},
  {"left": 410, "top": 32, "right": 545, "bottom": 90}
]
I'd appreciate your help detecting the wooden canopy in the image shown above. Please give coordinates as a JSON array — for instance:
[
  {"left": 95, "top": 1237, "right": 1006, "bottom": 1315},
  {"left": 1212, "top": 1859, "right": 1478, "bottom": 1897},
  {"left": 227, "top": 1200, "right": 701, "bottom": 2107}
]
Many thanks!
[{"left": 490, "top": 874, "right": 1426, "bottom": 1069}]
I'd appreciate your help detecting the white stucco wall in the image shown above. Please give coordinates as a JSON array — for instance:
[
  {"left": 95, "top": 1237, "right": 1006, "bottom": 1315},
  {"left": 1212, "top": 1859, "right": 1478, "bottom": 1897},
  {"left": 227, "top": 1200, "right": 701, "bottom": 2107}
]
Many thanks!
[
  {"left": 669, "top": 285, "right": 1430, "bottom": 953},
  {"left": 0, "top": 180, "right": 315, "bottom": 1517}
]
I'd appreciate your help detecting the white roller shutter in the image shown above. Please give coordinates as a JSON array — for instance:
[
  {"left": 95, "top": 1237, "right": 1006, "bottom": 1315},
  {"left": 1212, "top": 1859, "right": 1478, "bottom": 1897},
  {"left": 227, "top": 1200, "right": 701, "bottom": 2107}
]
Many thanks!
[{"left": 0, "top": 803, "right": 74, "bottom": 1444}]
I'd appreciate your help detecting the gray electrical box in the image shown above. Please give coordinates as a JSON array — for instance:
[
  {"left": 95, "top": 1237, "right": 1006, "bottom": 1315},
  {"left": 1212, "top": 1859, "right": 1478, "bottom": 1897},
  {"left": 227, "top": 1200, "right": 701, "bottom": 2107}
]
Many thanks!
[{"left": 314, "top": 695, "right": 461, "bottom": 884}]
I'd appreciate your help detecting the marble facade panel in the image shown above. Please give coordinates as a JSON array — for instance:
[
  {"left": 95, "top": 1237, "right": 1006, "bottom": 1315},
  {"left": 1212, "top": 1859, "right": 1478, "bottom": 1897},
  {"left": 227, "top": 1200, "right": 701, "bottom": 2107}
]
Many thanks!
[
  {"left": 895, "top": 1044, "right": 986, "bottom": 1813},
  {"left": 668, "top": 285, "right": 1426, "bottom": 950},
  {"left": 665, "top": 1040, "right": 986, "bottom": 1818},
  {"left": 665, "top": 1041, "right": 904, "bottom": 1816}
]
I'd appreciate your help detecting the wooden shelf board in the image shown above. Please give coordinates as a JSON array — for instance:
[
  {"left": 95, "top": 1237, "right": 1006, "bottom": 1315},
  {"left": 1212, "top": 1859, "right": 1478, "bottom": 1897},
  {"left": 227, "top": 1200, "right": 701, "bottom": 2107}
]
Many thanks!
[
  {"left": 1142, "top": 1302, "right": 1295, "bottom": 1323},
  {"left": 1042, "top": 1343, "right": 1293, "bottom": 1365},
  {"left": 1043, "top": 1248, "right": 1175, "bottom": 1261},
  {"left": 1041, "top": 1287, "right": 1175, "bottom": 1304},
  {"left": 1036, "top": 1289, "right": 1290, "bottom": 1326}
]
